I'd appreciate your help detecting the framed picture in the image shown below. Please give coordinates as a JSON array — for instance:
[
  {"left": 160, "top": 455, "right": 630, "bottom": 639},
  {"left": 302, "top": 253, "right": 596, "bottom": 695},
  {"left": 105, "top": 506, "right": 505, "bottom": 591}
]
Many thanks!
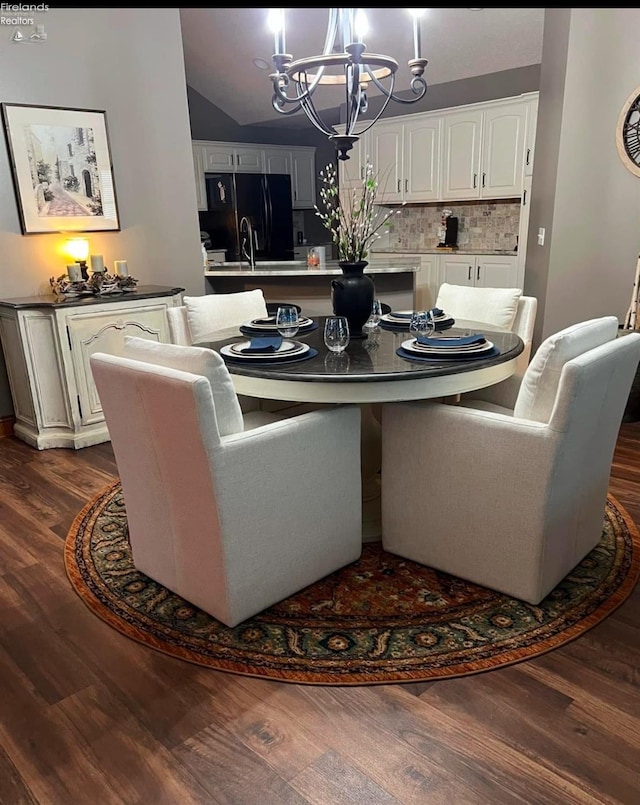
[{"left": 1, "top": 103, "right": 120, "bottom": 234}]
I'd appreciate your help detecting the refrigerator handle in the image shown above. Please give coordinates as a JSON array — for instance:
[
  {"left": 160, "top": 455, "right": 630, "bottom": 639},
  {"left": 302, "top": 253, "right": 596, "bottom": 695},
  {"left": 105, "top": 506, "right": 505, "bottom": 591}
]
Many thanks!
[{"left": 263, "top": 176, "right": 273, "bottom": 253}]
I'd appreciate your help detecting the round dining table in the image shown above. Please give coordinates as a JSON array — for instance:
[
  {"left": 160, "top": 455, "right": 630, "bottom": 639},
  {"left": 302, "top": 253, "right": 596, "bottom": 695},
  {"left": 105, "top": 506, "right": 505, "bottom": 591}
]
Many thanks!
[{"left": 200, "top": 316, "right": 524, "bottom": 541}]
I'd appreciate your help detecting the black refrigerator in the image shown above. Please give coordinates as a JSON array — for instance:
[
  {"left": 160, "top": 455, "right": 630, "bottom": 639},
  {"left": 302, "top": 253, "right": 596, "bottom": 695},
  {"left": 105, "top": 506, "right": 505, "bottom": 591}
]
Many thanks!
[{"left": 199, "top": 172, "right": 294, "bottom": 262}]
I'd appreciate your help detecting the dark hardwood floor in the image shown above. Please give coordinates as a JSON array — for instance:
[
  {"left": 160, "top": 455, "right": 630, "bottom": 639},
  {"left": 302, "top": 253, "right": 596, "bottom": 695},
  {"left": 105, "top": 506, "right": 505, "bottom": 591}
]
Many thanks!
[{"left": 1, "top": 426, "right": 639, "bottom": 805}]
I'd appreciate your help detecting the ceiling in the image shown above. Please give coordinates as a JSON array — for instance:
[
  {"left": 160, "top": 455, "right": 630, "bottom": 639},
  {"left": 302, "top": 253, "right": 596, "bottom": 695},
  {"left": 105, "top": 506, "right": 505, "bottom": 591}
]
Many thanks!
[{"left": 179, "top": 8, "right": 545, "bottom": 128}]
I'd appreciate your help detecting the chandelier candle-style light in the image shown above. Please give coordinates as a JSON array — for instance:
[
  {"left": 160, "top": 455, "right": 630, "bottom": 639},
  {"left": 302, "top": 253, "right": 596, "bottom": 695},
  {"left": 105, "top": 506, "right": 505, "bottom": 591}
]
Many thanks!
[{"left": 268, "top": 8, "right": 428, "bottom": 160}]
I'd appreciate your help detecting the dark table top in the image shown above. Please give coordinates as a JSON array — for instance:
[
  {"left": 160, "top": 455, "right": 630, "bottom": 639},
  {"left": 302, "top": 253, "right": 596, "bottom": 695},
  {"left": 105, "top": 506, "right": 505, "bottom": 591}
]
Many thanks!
[
  {"left": 0, "top": 285, "right": 185, "bottom": 310},
  {"left": 199, "top": 316, "right": 524, "bottom": 385}
]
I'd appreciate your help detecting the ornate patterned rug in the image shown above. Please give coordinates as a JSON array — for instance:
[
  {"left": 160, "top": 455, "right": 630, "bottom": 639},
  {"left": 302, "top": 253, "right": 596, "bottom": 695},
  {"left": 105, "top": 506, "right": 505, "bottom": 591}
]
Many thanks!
[{"left": 65, "top": 480, "right": 640, "bottom": 685}]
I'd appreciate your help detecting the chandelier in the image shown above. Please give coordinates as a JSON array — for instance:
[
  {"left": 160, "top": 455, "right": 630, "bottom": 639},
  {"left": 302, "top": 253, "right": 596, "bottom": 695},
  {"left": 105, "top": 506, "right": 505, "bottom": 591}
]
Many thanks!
[{"left": 268, "top": 8, "right": 428, "bottom": 161}]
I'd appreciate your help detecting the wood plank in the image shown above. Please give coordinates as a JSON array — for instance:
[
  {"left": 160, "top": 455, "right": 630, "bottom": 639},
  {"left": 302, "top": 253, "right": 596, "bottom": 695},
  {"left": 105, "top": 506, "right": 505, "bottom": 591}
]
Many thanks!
[{"left": 0, "top": 426, "right": 639, "bottom": 802}]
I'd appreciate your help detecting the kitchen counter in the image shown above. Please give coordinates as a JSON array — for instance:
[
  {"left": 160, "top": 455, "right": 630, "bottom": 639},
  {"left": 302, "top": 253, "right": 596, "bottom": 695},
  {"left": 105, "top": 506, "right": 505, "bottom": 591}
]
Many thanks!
[
  {"left": 205, "top": 258, "right": 420, "bottom": 276},
  {"left": 204, "top": 258, "right": 418, "bottom": 316}
]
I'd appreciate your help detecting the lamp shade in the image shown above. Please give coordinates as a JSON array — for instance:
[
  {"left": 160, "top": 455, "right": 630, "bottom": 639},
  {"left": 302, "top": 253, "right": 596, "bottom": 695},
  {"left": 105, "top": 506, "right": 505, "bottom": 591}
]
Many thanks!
[{"left": 63, "top": 237, "right": 90, "bottom": 262}]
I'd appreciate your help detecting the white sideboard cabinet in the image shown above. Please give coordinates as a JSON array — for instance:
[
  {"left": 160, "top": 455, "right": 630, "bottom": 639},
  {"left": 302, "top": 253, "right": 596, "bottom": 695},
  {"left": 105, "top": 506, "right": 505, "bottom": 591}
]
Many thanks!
[{"left": 0, "top": 286, "right": 184, "bottom": 450}]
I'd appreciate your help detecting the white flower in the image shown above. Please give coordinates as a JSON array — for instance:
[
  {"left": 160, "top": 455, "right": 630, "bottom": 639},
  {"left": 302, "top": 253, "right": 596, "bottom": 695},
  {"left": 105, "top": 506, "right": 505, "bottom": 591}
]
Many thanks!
[{"left": 315, "top": 161, "right": 404, "bottom": 263}]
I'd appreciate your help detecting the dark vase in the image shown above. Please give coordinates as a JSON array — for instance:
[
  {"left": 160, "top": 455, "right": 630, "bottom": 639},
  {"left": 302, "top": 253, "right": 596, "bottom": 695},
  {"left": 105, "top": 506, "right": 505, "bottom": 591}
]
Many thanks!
[{"left": 331, "top": 261, "right": 375, "bottom": 338}]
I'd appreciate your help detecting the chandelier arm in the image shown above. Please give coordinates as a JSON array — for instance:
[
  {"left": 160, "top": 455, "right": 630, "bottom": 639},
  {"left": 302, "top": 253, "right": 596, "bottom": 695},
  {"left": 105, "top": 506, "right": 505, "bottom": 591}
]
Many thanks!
[
  {"left": 367, "top": 70, "right": 428, "bottom": 104},
  {"left": 296, "top": 75, "right": 336, "bottom": 136}
]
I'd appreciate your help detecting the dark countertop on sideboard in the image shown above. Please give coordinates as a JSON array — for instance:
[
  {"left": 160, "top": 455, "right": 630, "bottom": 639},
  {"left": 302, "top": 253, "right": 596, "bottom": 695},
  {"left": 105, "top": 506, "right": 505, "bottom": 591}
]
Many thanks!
[{"left": 0, "top": 285, "right": 185, "bottom": 310}]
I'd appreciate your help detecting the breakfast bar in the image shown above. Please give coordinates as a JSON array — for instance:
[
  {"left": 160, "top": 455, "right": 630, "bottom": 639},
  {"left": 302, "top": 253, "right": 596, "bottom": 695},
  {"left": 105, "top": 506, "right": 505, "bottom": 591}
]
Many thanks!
[{"left": 204, "top": 257, "right": 419, "bottom": 316}]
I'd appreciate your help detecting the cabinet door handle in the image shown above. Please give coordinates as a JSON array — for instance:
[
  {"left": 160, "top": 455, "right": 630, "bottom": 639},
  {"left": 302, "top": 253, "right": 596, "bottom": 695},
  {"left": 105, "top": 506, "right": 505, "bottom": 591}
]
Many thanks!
[
  {"left": 523, "top": 188, "right": 527, "bottom": 206},
  {"left": 473, "top": 173, "right": 477, "bottom": 189},
  {"left": 477, "top": 265, "right": 481, "bottom": 281},
  {"left": 231, "top": 154, "right": 235, "bottom": 166},
  {"left": 526, "top": 148, "right": 531, "bottom": 166},
  {"left": 360, "top": 166, "right": 364, "bottom": 179},
  {"left": 398, "top": 179, "right": 401, "bottom": 193},
  {"left": 482, "top": 173, "right": 486, "bottom": 188},
  {"left": 468, "top": 266, "right": 472, "bottom": 281},
  {"left": 405, "top": 178, "right": 408, "bottom": 192}
]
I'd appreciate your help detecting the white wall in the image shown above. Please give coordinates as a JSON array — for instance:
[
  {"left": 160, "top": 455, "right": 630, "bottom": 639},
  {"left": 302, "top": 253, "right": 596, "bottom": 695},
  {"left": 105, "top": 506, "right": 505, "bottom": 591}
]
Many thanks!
[
  {"left": 525, "top": 8, "right": 640, "bottom": 343},
  {"left": 0, "top": 8, "right": 204, "bottom": 417}
]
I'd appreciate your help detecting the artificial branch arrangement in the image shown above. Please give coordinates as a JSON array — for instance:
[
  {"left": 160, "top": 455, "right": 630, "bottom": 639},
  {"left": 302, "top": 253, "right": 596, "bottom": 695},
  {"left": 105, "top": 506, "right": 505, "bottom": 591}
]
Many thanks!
[
  {"left": 49, "top": 272, "right": 138, "bottom": 298},
  {"left": 315, "top": 161, "right": 404, "bottom": 262}
]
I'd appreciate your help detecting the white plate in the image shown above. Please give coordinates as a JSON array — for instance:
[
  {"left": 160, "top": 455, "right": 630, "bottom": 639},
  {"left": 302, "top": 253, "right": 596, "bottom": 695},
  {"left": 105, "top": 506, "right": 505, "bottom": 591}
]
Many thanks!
[
  {"left": 383, "top": 311, "right": 454, "bottom": 324},
  {"left": 221, "top": 340, "right": 309, "bottom": 360},
  {"left": 243, "top": 316, "right": 313, "bottom": 330},
  {"left": 401, "top": 338, "right": 494, "bottom": 356}
]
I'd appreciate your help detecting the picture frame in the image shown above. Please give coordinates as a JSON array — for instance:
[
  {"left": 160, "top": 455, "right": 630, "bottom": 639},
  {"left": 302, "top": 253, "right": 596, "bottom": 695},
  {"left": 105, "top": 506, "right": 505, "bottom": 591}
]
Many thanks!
[{"left": 1, "top": 103, "right": 120, "bottom": 234}]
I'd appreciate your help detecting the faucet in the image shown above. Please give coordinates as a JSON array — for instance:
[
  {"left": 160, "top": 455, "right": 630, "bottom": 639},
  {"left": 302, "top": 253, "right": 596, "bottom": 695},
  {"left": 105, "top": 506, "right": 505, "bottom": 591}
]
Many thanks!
[{"left": 239, "top": 216, "right": 256, "bottom": 268}]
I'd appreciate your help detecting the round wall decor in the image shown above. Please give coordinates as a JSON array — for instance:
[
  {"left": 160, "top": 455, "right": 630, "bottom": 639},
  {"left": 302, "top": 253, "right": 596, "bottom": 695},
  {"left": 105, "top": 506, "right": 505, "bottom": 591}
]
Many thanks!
[{"left": 617, "top": 84, "right": 640, "bottom": 177}]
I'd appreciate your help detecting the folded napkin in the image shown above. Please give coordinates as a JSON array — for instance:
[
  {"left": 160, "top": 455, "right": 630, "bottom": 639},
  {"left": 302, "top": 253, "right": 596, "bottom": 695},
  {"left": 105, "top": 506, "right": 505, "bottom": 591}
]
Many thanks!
[
  {"left": 252, "top": 316, "right": 277, "bottom": 325},
  {"left": 416, "top": 333, "right": 486, "bottom": 347},
  {"left": 241, "top": 335, "right": 283, "bottom": 354}
]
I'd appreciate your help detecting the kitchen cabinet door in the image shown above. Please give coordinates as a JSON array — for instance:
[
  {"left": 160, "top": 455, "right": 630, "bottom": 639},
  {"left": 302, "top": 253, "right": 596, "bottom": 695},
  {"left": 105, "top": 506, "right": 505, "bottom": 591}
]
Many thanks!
[
  {"left": 263, "top": 147, "right": 291, "bottom": 175},
  {"left": 476, "top": 256, "right": 520, "bottom": 288},
  {"left": 403, "top": 115, "right": 441, "bottom": 203},
  {"left": 291, "top": 148, "right": 316, "bottom": 208},
  {"left": 481, "top": 102, "right": 526, "bottom": 198},
  {"left": 371, "top": 120, "right": 403, "bottom": 203},
  {"left": 524, "top": 94, "right": 538, "bottom": 177},
  {"left": 202, "top": 143, "right": 263, "bottom": 173},
  {"left": 192, "top": 144, "right": 207, "bottom": 211},
  {"left": 441, "top": 109, "right": 483, "bottom": 200},
  {"left": 439, "top": 253, "right": 520, "bottom": 293},
  {"left": 440, "top": 254, "right": 476, "bottom": 287}
]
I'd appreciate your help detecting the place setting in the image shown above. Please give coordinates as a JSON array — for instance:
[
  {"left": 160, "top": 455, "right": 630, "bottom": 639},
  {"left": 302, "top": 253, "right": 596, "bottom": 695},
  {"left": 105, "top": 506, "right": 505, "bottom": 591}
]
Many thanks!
[
  {"left": 239, "top": 304, "right": 318, "bottom": 337},
  {"left": 380, "top": 306, "right": 456, "bottom": 332},
  {"left": 396, "top": 311, "right": 499, "bottom": 363},
  {"left": 222, "top": 304, "right": 318, "bottom": 365}
]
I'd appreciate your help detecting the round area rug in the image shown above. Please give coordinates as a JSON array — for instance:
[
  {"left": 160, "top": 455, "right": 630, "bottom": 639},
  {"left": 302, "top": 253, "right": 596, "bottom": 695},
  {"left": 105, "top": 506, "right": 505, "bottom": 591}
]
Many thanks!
[{"left": 65, "top": 480, "right": 640, "bottom": 685}]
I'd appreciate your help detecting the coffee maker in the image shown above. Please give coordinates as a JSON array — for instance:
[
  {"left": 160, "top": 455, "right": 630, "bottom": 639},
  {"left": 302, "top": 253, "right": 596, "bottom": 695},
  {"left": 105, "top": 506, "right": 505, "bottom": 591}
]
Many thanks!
[{"left": 437, "top": 209, "right": 458, "bottom": 249}]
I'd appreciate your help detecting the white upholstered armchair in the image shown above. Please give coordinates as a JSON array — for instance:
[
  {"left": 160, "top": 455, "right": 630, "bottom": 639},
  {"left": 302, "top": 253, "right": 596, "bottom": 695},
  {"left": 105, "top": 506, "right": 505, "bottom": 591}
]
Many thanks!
[
  {"left": 90, "top": 339, "right": 362, "bottom": 627},
  {"left": 381, "top": 317, "right": 640, "bottom": 605},
  {"left": 167, "top": 289, "right": 268, "bottom": 346}
]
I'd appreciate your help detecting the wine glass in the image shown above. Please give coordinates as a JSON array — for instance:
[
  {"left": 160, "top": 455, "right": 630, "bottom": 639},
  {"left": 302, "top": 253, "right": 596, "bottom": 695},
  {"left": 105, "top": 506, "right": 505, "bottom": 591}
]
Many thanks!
[
  {"left": 365, "top": 298, "right": 383, "bottom": 330},
  {"left": 409, "top": 310, "right": 434, "bottom": 344},
  {"left": 324, "top": 316, "right": 350, "bottom": 353},
  {"left": 275, "top": 305, "right": 300, "bottom": 338}
]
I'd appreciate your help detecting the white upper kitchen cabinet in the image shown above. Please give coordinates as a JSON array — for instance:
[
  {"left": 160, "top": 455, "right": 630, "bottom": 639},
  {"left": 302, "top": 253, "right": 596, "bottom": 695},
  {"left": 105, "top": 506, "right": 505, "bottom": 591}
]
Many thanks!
[
  {"left": 200, "top": 141, "right": 264, "bottom": 173},
  {"left": 192, "top": 143, "right": 207, "bottom": 211},
  {"left": 480, "top": 101, "right": 527, "bottom": 198},
  {"left": 523, "top": 92, "right": 539, "bottom": 177},
  {"left": 441, "top": 99, "right": 526, "bottom": 200},
  {"left": 263, "top": 147, "right": 291, "bottom": 176},
  {"left": 441, "top": 108, "right": 484, "bottom": 200},
  {"left": 371, "top": 120, "right": 403, "bottom": 203},
  {"left": 290, "top": 147, "right": 316, "bottom": 209},
  {"left": 371, "top": 115, "right": 441, "bottom": 203},
  {"left": 403, "top": 115, "right": 441, "bottom": 203}
]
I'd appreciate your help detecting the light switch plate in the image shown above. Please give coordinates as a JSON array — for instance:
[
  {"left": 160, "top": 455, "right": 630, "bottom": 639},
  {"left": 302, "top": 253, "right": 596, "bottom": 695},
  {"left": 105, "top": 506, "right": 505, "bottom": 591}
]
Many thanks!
[{"left": 537, "top": 227, "right": 545, "bottom": 246}]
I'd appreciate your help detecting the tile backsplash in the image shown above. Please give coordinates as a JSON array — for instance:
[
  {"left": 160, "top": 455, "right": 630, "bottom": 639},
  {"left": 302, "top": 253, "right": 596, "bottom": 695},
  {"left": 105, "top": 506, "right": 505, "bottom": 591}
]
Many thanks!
[{"left": 372, "top": 200, "right": 521, "bottom": 252}]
